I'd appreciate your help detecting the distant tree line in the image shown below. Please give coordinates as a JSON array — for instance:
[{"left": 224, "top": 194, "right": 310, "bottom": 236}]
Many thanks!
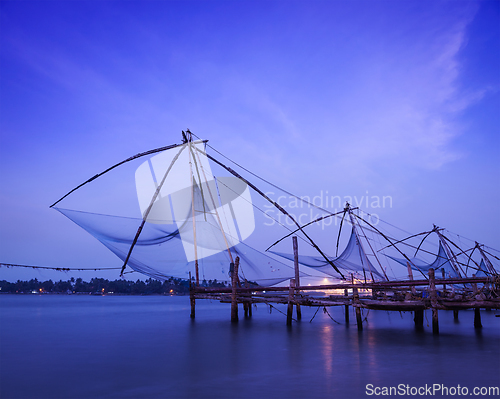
[{"left": 0, "top": 277, "right": 227, "bottom": 295}]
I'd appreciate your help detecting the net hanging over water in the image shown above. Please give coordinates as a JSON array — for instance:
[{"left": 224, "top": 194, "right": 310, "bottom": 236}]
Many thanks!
[
  {"left": 271, "top": 228, "right": 384, "bottom": 280},
  {"left": 52, "top": 139, "right": 310, "bottom": 285}
]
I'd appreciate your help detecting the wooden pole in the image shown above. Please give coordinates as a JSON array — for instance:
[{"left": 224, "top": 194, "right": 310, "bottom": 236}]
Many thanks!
[
  {"left": 474, "top": 308, "right": 482, "bottom": 329},
  {"left": 287, "top": 279, "right": 295, "bottom": 326},
  {"left": 441, "top": 268, "right": 447, "bottom": 295},
  {"left": 244, "top": 280, "right": 252, "bottom": 318},
  {"left": 344, "top": 288, "right": 350, "bottom": 324},
  {"left": 353, "top": 287, "right": 362, "bottom": 331},
  {"left": 247, "top": 278, "right": 253, "bottom": 318},
  {"left": 189, "top": 272, "right": 195, "bottom": 319},
  {"left": 406, "top": 262, "right": 417, "bottom": 296},
  {"left": 429, "top": 268, "right": 439, "bottom": 334},
  {"left": 414, "top": 309, "right": 424, "bottom": 329},
  {"left": 292, "top": 236, "right": 302, "bottom": 320},
  {"left": 188, "top": 142, "right": 200, "bottom": 287},
  {"left": 453, "top": 310, "right": 459, "bottom": 320},
  {"left": 472, "top": 274, "right": 482, "bottom": 328},
  {"left": 231, "top": 257, "right": 240, "bottom": 322}
]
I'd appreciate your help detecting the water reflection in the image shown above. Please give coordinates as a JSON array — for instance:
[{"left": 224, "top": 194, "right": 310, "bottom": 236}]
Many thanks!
[{"left": 1, "top": 296, "right": 499, "bottom": 399}]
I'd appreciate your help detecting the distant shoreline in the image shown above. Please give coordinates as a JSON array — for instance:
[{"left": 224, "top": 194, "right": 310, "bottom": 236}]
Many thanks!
[{"left": 0, "top": 277, "right": 226, "bottom": 295}]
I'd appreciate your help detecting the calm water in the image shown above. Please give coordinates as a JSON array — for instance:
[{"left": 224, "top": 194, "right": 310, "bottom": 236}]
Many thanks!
[{"left": 1, "top": 295, "right": 499, "bottom": 399}]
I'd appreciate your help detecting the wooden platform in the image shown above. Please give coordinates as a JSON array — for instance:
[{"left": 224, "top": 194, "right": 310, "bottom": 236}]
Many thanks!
[{"left": 189, "top": 271, "right": 500, "bottom": 333}]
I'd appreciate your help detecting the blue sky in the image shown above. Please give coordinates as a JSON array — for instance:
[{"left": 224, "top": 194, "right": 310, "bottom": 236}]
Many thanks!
[{"left": 1, "top": 0, "right": 499, "bottom": 282}]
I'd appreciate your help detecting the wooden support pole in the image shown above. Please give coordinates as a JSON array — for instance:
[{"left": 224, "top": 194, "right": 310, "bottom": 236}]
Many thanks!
[
  {"left": 189, "top": 272, "right": 195, "bottom": 319},
  {"left": 344, "top": 288, "right": 350, "bottom": 324},
  {"left": 472, "top": 273, "right": 482, "bottom": 328},
  {"left": 287, "top": 279, "right": 295, "bottom": 326},
  {"left": 429, "top": 268, "right": 439, "bottom": 334},
  {"left": 414, "top": 309, "right": 424, "bottom": 328},
  {"left": 353, "top": 287, "right": 363, "bottom": 331},
  {"left": 292, "top": 236, "right": 302, "bottom": 321},
  {"left": 474, "top": 308, "right": 482, "bottom": 329},
  {"left": 453, "top": 310, "right": 459, "bottom": 320},
  {"left": 441, "top": 268, "right": 446, "bottom": 294},
  {"left": 231, "top": 257, "right": 240, "bottom": 323},
  {"left": 406, "top": 262, "right": 416, "bottom": 296},
  {"left": 244, "top": 280, "right": 252, "bottom": 318}
]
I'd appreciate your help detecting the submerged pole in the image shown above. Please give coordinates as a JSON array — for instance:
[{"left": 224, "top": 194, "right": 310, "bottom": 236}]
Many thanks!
[
  {"left": 231, "top": 257, "right": 240, "bottom": 323},
  {"left": 287, "top": 279, "right": 295, "bottom": 326},
  {"left": 353, "top": 287, "right": 363, "bottom": 331},
  {"left": 189, "top": 272, "right": 195, "bottom": 319},
  {"left": 243, "top": 280, "right": 252, "bottom": 318},
  {"left": 474, "top": 308, "right": 482, "bottom": 329},
  {"left": 429, "top": 268, "right": 439, "bottom": 334},
  {"left": 472, "top": 274, "right": 482, "bottom": 329},
  {"left": 344, "top": 288, "right": 350, "bottom": 324},
  {"left": 414, "top": 309, "right": 424, "bottom": 329},
  {"left": 292, "top": 236, "right": 302, "bottom": 321}
]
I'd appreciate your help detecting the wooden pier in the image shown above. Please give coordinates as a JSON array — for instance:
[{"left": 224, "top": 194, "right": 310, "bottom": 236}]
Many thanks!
[{"left": 190, "top": 257, "right": 500, "bottom": 334}]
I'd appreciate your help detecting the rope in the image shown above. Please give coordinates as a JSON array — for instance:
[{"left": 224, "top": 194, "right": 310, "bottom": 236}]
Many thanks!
[
  {"left": 309, "top": 306, "right": 321, "bottom": 323},
  {"left": 264, "top": 302, "right": 297, "bottom": 322},
  {"left": 0, "top": 263, "right": 122, "bottom": 271},
  {"left": 323, "top": 306, "right": 341, "bottom": 324}
]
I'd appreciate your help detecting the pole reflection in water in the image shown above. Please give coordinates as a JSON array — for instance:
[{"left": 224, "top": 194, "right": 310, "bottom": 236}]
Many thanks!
[{"left": 1, "top": 296, "right": 498, "bottom": 399}]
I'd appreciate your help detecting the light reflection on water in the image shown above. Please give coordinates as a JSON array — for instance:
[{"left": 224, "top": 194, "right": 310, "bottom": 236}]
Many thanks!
[{"left": 1, "top": 295, "right": 499, "bottom": 399}]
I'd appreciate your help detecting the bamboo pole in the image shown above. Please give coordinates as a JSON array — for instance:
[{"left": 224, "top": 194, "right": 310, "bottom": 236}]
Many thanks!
[
  {"left": 287, "top": 279, "right": 295, "bottom": 326},
  {"left": 188, "top": 141, "right": 200, "bottom": 286},
  {"left": 293, "top": 236, "right": 302, "bottom": 321},
  {"left": 429, "top": 268, "right": 439, "bottom": 334},
  {"left": 120, "top": 144, "right": 187, "bottom": 276},
  {"left": 203, "top": 151, "right": 345, "bottom": 278},
  {"left": 192, "top": 147, "right": 234, "bottom": 264},
  {"left": 50, "top": 141, "right": 208, "bottom": 209},
  {"left": 231, "top": 257, "right": 240, "bottom": 322},
  {"left": 194, "top": 276, "right": 492, "bottom": 294}
]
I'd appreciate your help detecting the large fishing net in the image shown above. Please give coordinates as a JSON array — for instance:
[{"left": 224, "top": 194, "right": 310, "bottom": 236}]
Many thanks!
[{"left": 52, "top": 135, "right": 499, "bottom": 285}]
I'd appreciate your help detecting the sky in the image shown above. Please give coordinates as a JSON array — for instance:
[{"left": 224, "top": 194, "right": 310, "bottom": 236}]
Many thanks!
[{"left": 0, "top": 0, "right": 499, "bottom": 283}]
